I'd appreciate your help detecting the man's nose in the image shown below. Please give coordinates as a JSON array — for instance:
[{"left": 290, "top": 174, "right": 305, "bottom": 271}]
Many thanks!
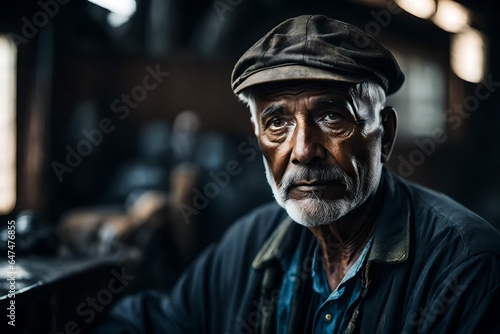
[{"left": 290, "top": 121, "right": 327, "bottom": 165}]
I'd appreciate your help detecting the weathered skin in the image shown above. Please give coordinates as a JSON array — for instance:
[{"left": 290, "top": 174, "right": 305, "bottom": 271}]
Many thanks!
[{"left": 249, "top": 80, "right": 397, "bottom": 291}]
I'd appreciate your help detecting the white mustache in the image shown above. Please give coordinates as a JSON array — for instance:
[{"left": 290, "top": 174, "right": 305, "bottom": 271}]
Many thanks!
[{"left": 280, "top": 165, "right": 352, "bottom": 196}]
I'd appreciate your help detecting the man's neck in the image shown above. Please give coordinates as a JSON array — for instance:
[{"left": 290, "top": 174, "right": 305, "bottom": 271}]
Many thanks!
[{"left": 307, "top": 180, "right": 384, "bottom": 292}]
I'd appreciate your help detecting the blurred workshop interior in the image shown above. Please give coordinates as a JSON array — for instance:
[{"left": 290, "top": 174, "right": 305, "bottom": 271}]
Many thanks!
[{"left": 0, "top": 0, "right": 499, "bottom": 332}]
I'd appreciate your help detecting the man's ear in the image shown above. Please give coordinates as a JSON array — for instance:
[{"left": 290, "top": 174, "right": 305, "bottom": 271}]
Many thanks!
[{"left": 380, "top": 106, "right": 398, "bottom": 163}]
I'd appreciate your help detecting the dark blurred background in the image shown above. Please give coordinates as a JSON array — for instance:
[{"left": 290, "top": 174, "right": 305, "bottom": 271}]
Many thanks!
[{"left": 0, "top": 0, "right": 498, "bottom": 332}]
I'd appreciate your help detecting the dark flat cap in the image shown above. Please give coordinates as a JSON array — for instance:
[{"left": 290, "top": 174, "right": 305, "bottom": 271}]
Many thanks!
[{"left": 231, "top": 15, "right": 404, "bottom": 95}]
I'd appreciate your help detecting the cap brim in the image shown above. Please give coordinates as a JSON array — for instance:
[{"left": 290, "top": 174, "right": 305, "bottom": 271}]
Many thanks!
[{"left": 233, "top": 64, "right": 367, "bottom": 94}]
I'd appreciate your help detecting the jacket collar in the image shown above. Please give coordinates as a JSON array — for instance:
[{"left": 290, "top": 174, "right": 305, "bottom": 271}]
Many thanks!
[
  {"left": 252, "top": 168, "right": 411, "bottom": 269},
  {"left": 252, "top": 216, "right": 296, "bottom": 270},
  {"left": 367, "top": 169, "right": 411, "bottom": 264}
]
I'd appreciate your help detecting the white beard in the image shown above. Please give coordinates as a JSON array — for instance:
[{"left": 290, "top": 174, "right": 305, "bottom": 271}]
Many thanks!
[{"left": 263, "top": 157, "right": 363, "bottom": 227}]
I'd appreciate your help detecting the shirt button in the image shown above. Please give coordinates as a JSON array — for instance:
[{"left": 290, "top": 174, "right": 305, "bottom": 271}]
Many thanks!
[{"left": 325, "top": 314, "right": 332, "bottom": 322}]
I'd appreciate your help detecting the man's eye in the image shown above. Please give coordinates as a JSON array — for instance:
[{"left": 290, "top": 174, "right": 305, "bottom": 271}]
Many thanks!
[
  {"left": 324, "top": 112, "right": 343, "bottom": 123},
  {"left": 269, "top": 117, "right": 286, "bottom": 129}
]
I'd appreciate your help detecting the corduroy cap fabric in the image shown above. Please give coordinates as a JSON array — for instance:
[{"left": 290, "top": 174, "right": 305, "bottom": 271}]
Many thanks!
[{"left": 231, "top": 15, "right": 404, "bottom": 96}]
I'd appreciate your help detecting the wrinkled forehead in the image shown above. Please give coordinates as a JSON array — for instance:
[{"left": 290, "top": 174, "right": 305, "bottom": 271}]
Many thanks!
[
  {"left": 249, "top": 80, "right": 385, "bottom": 115},
  {"left": 252, "top": 80, "right": 355, "bottom": 101}
]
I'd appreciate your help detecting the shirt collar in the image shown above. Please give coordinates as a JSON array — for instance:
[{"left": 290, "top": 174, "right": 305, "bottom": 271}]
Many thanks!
[{"left": 311, "top": 237, "right": 373, "bottom": 298}]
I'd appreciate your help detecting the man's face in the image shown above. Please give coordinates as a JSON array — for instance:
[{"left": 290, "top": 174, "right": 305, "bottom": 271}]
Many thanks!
[{"left": 249, "top": 81, "right": 392, "bottom": 227}]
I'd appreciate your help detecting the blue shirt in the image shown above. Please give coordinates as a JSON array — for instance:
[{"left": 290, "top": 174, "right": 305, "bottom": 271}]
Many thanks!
[{"left": 277, "top": 237, "right": 373, "bottom": 333}]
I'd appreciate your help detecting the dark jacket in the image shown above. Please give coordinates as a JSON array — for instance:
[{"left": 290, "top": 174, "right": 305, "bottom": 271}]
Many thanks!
[{"left": 94, "top": 169, "right": 500, "bottom": 333}]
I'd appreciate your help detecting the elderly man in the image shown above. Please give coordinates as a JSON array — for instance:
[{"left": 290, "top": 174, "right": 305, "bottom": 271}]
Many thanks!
[{"left": 95, "top": 15, "right": 499, "bottom": 333}]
